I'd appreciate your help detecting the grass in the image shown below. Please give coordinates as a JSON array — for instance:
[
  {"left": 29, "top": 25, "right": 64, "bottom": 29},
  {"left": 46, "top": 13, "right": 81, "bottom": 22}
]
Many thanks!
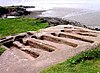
[
  {"left": 0, "top": 18, "right": 48, "bottom": 38},
  {"left": 0, "top": 48, "right": 6, "bottom": 55},
  {"left": 40, "top": 47, "right": 100, "bottom": 73}
]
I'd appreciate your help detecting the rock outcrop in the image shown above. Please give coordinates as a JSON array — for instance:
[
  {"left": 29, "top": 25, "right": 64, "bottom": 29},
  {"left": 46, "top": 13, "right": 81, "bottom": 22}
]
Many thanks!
[
  {"left": 0, "top": 25, "right": 100, "bottom": 73},
  {"left": 38, "top": 17, "right": 87, "bottom": 28}
]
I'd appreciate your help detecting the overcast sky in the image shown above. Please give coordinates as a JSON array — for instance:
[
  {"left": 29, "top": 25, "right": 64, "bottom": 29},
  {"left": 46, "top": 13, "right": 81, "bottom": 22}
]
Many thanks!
[
  {"left": 27, "top": 0, "right": 100, "bottom": 3},
  {"left": 0, "top": 0, "right": 100, "bottom": 6}
]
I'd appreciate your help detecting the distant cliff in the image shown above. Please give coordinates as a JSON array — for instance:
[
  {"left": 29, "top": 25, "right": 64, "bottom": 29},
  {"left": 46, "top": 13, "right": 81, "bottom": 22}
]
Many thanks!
[
  {"left": 0, "top": 7, "right": 8, "bottom": 17},
  {"left": 0, "top": 5, "right": 35, "bottom": 17}
]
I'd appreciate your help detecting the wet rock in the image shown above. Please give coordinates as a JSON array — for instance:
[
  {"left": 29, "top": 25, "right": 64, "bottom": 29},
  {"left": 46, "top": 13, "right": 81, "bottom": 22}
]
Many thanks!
[
  {"left": 95, "top": 28, "right": 100, "bottom": 31},
  {"left": 37, "top": 17, "right": 87, "bottom": 28}
]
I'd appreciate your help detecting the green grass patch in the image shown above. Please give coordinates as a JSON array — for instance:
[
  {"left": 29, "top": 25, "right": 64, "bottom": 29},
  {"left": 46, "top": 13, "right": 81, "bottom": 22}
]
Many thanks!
[
  {"left": 40, "top": 47, "right": 100, "bottom": 73},
  {"left": 0, "top": 18, "right": 48, "bottom": 38},
  {"left": 0, "top": 48, "right": 6, "bottom": 55}
]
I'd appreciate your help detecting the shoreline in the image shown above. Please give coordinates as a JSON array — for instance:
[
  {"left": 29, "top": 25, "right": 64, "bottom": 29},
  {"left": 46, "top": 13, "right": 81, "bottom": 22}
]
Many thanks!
[
  {"left": 25, "top": 7, "right": 100, "bottom": 30},
  {"left": 24, "top": 10, "right": 46, "bottom": 18},
  {"left": 39, "top": 7, "right": 100, "bottom": 30}
]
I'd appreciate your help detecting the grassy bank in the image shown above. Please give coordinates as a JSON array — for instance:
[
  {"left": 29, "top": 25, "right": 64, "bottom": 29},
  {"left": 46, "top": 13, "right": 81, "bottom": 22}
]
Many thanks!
[
  {"left": 0, "top": 18, "right": 48, "bottom": 38},
  {"left": 40, "top": 47, "right": 100, "bottom": 73}
]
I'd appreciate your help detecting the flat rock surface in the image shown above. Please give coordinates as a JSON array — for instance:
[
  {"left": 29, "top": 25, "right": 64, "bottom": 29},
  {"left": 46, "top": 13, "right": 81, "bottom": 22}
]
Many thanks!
[{"left": 0, "top": 25, "right": 100, "bottom": 73}]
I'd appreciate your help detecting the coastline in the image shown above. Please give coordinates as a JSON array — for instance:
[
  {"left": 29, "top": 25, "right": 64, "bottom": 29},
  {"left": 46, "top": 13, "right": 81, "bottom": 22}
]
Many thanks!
[
  {"left": 25, "top": 7, "right": 100, "bottom": 30},
  {"left": 24, "top": 10, "right": 46, "bottom": 18},
  {"left": 40, "top": 7, "right": 100, "bottom": 29}
]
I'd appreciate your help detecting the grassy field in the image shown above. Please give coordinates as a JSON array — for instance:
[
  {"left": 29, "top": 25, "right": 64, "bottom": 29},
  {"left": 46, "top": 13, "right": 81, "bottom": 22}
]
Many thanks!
[
  {"left": 0, "top": 18, "right": 48, "bottom": 38},
  {"left": 0, "top": 18, "right": 48, "bottom": 55},
  {"left": 40, "top": 47, "right": 100, "bottom": 73}
]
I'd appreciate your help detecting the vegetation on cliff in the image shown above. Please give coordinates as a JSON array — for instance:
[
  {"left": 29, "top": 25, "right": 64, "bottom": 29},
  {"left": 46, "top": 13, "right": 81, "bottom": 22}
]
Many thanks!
[
  {"left": 0, "top": 6, "right": 32, "bottom": 17},
  {"left": 0, "top": 7, "right": 8, "bottom": 17}
]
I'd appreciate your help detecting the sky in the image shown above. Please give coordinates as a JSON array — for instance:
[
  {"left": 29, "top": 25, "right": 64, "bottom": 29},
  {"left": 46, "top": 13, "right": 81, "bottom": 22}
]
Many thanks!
[
  {"left": 20, "top": 0, "right": 100, "bottom": 4},
  {"left": 0, "top": 0, "right": 100, "bottom": 6},
  {"left": 0, "top": 0, "right": 100, "bottom": 10}
]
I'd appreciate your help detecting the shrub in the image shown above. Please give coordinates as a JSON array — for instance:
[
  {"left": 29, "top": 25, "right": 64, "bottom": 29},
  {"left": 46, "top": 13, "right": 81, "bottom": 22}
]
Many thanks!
[{"left": 69, "top": 48, "right": 100, "bottom": 66}]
